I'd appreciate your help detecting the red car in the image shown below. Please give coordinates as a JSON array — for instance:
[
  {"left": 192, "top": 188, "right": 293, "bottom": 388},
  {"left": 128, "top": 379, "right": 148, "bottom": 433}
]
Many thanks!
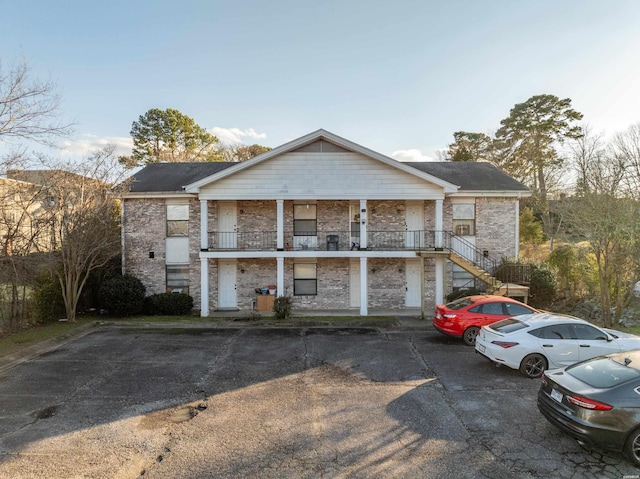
[{"left": 433, "top": 295, "right": 538, "bottom": 346}]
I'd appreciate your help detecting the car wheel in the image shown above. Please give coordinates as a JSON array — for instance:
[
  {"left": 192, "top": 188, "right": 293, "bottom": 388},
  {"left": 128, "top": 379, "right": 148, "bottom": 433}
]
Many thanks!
[
  {"left": 519, "top": 353, "right": 547, "bottom": 378},
  {"left": 463, "top": 326, "right": 480, "bottom": 346},
  {"left": 624, "top": 428, "right": 640, "bottom": 466}
]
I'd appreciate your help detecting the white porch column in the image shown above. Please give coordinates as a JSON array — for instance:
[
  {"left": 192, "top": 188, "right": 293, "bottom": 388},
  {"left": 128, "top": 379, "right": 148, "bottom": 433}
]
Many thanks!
[
  {"left": 277, "top": 257, "right": 284, "bottom": 297},
  {"left": 420, "top": 256, "right": 425, "bottom": 319},
  {"left": 359, "top": 199, "right": 367, "bottom": 249},
  {"left": 435, "top": 256, "right": 444, "bottom": 306},
  {"left": 277, "top": 199, "right": 284, "bottom": 250},
  {"left": 200, "top": 199, "right": 208, "bottom": 250},
  {"left": 360, "top": 257, "right": 368, "bottom": 315},
  {"left": 435, "top": 199, "right": 443, "bottom": 248},
  {"left": 514, "top": 197, "right": 520, "bottom": 259},
  {"left": 200, "top": 258, "right": 209, "bottom": 316}
]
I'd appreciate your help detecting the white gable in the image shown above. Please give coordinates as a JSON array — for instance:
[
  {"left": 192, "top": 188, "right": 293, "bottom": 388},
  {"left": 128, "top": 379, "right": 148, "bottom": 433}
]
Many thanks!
[
  {"left": 197, "top": 151, "right": 448, "bottom": 200},
  {"left": 185, "top": 129, "right": 458, "bottom": 198}
]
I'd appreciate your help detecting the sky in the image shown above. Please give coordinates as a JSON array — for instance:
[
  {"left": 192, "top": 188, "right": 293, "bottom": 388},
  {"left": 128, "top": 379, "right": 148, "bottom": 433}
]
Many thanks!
[{"left": 2, "top": 0, "right": 640, "bottom": 163}]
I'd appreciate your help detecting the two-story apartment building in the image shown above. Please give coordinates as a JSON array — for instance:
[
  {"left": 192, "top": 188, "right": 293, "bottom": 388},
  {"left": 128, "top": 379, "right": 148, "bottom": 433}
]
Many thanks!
[{"left": 121, "top": 129, "right": 529, "bottom": 317}]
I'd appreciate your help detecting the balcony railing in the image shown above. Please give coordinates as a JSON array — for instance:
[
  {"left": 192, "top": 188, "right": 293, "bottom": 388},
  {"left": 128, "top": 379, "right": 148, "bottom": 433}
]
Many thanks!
[
  {"left": 207, "top": 230, "right": 447, "bottom": 252},
  {"left": 206, "top": 229, "right": 507, "bottom": 284}
]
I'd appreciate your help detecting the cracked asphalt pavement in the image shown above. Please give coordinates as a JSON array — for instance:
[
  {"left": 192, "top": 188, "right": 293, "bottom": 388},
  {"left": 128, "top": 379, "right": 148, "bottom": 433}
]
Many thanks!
[{"left": 0, "top": 321, "right": 638, "bottom": 478}]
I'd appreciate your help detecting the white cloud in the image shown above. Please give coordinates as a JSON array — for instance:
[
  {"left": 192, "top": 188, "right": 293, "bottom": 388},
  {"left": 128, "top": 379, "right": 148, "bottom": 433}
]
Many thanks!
[
  {"left": 59, "top": 134, "right": 133, "bottom": 159},
  {"left": 210, "top": 127, "right": 267, "bottom": 146},
  {"left": 391, "top": 149, "right": 434, "bottom": 162}
]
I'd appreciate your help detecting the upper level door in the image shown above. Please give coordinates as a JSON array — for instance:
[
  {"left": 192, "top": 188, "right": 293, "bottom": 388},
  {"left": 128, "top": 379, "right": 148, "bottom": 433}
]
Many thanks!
[
  {"left": 218, "top": 201, "right": 237, "bottom": 249},
  {"left": 405, "top": 201, "right": 424, "bottom": 249}
]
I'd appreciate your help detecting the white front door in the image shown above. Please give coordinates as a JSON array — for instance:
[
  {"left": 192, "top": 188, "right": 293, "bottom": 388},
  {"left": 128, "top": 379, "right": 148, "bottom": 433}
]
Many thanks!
[
  {"left": 405, "top": 259, "right": 421, "bottom": 307},
  {"left": 405, "top": 201, "right": 424, "bottom": 249},
  {"left": 349, "top": 259, "right": 360, "bottom": 308},
  {"left": 218, "top": 260, "right": 237, "bottom": 309},
  {"left": 218, "top": 201, "right": 237, "bottom": 249}
]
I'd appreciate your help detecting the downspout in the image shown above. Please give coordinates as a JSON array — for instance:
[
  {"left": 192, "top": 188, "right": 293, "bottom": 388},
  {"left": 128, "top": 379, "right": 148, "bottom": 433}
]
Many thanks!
[
  {"left": 514, "top": 195, "right": 520, "bottom": 259},
  {"left": 121, "top": 200, "right": 126, "bottom": 275}
]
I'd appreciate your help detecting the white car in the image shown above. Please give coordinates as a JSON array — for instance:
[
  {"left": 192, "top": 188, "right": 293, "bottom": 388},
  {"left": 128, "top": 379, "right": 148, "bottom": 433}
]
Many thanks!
[{"left": 475, "top": 313, "right": 640, "bottom": 378}]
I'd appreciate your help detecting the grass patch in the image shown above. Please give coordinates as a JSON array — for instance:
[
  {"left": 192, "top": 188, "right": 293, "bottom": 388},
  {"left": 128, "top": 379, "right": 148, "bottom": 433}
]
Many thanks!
[
  {"left": 0, "top": 318, "right": 95, "bottom": 358},
  {"left": 619, "top": 324, "right": 640, "bottom": 336}
]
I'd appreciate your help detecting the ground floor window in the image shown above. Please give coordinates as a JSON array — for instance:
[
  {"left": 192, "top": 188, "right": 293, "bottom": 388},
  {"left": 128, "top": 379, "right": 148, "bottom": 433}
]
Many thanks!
[
  {"left": 294, "top": 262, "right": 317, "bottom": 295},
  {"left": 167, "top": 264, "right": 189, "bottom": 294}
]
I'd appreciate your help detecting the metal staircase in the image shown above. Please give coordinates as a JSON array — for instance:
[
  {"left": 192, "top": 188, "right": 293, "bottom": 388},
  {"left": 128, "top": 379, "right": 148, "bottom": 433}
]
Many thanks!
[
  {"left": 420, "top": 231, "right": 530, "bottom": 299},
  {"left": 447, "top": 251, "right": 503, "bottom": 293}
]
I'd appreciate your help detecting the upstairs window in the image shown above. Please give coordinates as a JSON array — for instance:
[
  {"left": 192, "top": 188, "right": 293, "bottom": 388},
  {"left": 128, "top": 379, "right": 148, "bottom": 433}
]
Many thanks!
[
  {"left": 167, "top": 204, "right": 189, "bottom": 237},
  {"left": 294, "top": 204, "right": 317, "bottom": 236},
  {"left": 452, "top": 203, "right": 475, "bottom": 236}
]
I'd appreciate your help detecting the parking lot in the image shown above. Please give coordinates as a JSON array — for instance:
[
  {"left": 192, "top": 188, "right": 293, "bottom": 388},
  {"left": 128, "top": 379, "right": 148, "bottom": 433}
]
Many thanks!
[{"left": 0, "top": 320, "right": 638, "bottom": 478}]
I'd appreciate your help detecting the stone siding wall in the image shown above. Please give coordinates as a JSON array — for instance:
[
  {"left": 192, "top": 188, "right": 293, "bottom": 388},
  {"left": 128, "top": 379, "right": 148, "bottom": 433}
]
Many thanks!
[
  {"left": 368, "top": 200, "right": 405, "bottom": 231},
  {"left": 123, "top": 199, "right": 167, "bottom": 295},
  {"left": 368, "top": 258, "right": 405, "bottom": 309},
  {"left": 124, "top": 197, "right": 203, "bottom": 304},
  {"left": 124, "top": 197, "right": 519, "bottom": 315},
  {"left": 289, "top": 258, "right": 350, "bottom": 309},
  {"left": 237, "top": 258, "right": 278, "bottom": 309},
  {"left": 475, "top": 198, "right": 517, "bottom": 259},
  {"left": 238, "top": 200, "right": 276, "bottom": 249}
]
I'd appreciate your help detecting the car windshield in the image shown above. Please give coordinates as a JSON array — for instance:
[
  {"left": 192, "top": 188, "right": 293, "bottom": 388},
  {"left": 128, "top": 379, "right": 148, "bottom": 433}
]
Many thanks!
[
  {"left": 567, "top": 357, "right": 640, "bottom": 388},
  {"left": 446, "top": 298, "right": 474, "bottom": 310},
  {"left": 489, "top": 318, "right": 527, "bottom": 334}
]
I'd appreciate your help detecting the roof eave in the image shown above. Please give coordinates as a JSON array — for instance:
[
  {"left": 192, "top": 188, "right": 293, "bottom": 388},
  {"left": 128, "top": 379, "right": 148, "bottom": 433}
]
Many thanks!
[
  {"left": 120, "top": 191, "right": 196, "bottom": 199},
  {"left": 449, "top": 190, "right": 532, "bottom": 198}
]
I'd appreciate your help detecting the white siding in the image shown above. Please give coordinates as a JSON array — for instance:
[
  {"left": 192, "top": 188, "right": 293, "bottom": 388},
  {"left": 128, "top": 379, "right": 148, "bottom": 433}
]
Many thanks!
[{"left": 199, "top": 152, "right": 445, "bottom": 200}]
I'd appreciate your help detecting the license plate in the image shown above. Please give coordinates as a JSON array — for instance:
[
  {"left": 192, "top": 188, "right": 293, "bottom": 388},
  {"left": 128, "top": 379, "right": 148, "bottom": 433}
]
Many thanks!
[
  {"left": 551, "top": 388, "right": 563, "bottom": 403},
  {"left": 477, "top": 344, "right": 485, "bottom": 353}
]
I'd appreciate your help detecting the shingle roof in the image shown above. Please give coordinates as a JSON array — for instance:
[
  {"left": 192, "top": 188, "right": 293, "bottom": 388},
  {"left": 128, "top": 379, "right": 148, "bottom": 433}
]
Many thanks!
[
  {"left": 127, "top": 162, "right": 236, "bottom": 192},
  {"left": 125, "top": 160, "right": 528, "bottom": 194},
  {"left": 405, "top": 161, "right": 529, "bottom": 192}
]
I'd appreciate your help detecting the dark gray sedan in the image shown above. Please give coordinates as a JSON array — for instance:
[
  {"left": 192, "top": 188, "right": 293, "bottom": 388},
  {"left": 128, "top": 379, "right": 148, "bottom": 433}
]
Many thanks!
[{"left": 538, "top": 349, "right": 640, "bottom": 466}]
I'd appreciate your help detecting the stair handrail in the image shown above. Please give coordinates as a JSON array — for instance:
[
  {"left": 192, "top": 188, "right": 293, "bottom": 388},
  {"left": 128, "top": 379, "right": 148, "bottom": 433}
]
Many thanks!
[{"left": 440, "top": 230, "right": 498, "bottom": 275}]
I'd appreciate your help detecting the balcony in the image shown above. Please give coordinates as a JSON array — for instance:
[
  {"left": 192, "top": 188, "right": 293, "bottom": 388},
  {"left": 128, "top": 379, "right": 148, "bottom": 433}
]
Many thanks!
[{"left": 206, "top": 230, "right": 444, "bottom": 252}]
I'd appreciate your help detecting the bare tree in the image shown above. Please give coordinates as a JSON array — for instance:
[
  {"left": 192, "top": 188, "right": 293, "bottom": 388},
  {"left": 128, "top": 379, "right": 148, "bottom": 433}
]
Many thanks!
[
  {"left": 612, "top": 122, "right": 640, "bottom": 198},
  {"left": 35, "top": 146, "right": 127, "bottom": 322},
  {"left": 0, "top": 57, "right": 73, "bottom": 146},
  {"left": 565, "top": 126, "right": 640, "bottom": 326},
  {"left": 216, "top": 142, "right": 272, "bottom": 162},
  {"left": 0, "top": 173, "right": 52, "bottom": 329}
]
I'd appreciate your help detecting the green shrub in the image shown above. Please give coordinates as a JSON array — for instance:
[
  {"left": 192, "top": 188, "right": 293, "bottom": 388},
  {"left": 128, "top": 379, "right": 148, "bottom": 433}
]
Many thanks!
[
  {"left": 99, "top": 274, "right": 146, "bottom": 316},
  {"left": 32, "top": 274, "right": 66, "bottom": 323},
  {"left": 144, "top": 293, "right": 193, "bottom": 316},
  {"left": 273, "top": 296, "right": 292, "bottom": 320},
  {"left": 493, "top": 258, "right": 556, "bottom": 310},
  {"left": 529, "top": 263, "right": 557, "bottom": 309},
  {"left": 519, "top": 207, "right": 545, "bottom": 245},
  {"left": 446, "top": 287, "right": 485, "bottom": 303}
]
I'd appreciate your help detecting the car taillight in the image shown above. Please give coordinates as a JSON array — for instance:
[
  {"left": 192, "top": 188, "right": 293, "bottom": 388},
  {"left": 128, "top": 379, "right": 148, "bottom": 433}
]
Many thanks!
[
  {"left": 443, "top": 314, "right": 457, "bottom": 319},
  {"left": 540, "top": 373, "right": 547, "bottom": 386},
  {"left": 566, "top": 395, "right": 613, "bottom": 411},
  {"left": 491, "top": 341, "right": 519, "bottom": 348}
]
